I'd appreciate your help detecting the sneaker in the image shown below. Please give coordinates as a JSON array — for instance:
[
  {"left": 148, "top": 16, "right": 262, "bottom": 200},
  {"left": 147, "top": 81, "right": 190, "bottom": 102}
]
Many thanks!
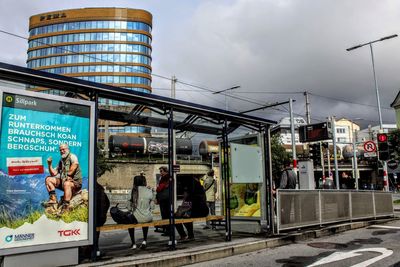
[
  {"left": 139, "top": 241, "right": 147, "bottom": 250},
  {"left": 179, "top": 235, "right": 188, "bottom": 241},
  {"left": 130, "top": 244, "right": 137, "bottom": 250}
]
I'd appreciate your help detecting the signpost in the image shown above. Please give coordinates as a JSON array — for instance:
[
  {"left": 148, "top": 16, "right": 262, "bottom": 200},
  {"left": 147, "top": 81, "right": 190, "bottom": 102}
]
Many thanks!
[
  {"left": 364, "top": 141, "right": 377, "bottom": 153},
  {"left": 363, "top": 141, "right": 377, "bottom": 158}
]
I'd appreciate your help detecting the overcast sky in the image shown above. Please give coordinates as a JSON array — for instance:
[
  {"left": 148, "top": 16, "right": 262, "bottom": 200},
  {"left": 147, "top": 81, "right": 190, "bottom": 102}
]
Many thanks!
[{"left": 0, "top": 0, "right": 399, "bottom": 128}]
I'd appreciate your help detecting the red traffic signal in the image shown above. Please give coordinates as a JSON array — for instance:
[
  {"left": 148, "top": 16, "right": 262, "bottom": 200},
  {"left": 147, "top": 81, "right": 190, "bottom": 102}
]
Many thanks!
[
  {"left": 377, "top": 133, "right": 389, "bottom": 161},
  {"left": 377, "top": 133, "right": 388, "bottom": 142}
]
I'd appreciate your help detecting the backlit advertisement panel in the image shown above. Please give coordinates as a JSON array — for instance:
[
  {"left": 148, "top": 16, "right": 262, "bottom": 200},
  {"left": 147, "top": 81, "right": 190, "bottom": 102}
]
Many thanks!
[{"left": 0, "top": 88, "right": 94, "bottom": 255}]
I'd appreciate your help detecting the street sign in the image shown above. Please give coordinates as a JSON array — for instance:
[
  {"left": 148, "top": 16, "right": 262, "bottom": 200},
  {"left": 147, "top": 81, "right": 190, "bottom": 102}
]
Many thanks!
[
  {"left": 173, "top": 164, "right": 180, "bottom": 173},
  {"left": 364, "top": 152, "right": 377, "bottom": 158},
  {"left": 364, "top": 141, "right": 377, "bottom": 152}
]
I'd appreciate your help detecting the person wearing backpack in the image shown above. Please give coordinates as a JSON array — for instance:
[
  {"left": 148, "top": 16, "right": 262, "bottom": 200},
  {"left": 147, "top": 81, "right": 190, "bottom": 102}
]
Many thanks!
[
  {"left": 202, "top": 169, "right": 217, "bottom": 230},
  {"left": 277, "top": 161, "right": 297, "bottom": 224},
  {"left": 127, "top": 174, "right": 156, "bottom": 250}
]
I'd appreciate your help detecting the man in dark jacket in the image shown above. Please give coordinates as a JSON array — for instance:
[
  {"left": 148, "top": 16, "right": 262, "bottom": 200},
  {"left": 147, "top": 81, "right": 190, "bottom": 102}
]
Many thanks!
[
  {"left": 277, "top": 162, "right": 297, "bottom": 224},
  {"left": 175, "top": 176, "right": 209, "bottom": 240}
]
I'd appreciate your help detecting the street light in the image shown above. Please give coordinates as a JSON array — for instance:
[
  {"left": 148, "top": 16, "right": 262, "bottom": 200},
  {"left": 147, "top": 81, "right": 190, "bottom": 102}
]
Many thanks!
[
  {"left": 349, "top": 117, "right": 363, "bottom": 190},
  {"left": 346, "top": 34, "right": 398, "bottom": 129},
  {"left": 347, "top": 34, "right": 398, "bottom": 192},
  {"left": 212, "top": 85, "right": 241, "bottom": 110}
]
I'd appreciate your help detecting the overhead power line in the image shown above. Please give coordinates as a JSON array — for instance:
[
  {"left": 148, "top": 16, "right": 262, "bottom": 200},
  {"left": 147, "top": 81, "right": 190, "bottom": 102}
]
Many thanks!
[
  {"left": 309, "top": 92, "right": 392, "bottom": 110},
  {"left": 0, "top": 29, "right": 394, "bottom": 120}
]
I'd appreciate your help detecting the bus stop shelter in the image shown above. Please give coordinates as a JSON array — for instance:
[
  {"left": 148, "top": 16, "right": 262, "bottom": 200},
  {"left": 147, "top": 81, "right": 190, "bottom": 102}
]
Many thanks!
[{"left": 0, "top": 62, "right": 276, "bottom": 266}]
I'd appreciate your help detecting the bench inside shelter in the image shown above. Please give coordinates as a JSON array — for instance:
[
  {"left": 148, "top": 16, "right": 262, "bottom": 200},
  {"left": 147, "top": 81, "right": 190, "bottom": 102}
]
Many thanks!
[{"left": 97, "top": 215, "right": 225, "bottom": 232}]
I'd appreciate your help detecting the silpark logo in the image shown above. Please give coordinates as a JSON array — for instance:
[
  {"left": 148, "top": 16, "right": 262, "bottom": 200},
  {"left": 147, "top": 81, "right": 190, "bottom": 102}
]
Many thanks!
[
  {"left": 4, "top": 95, "right": 37, "bottom": 107},
  {"left": 5, "top": 233, "right": 35, "bottom": 243},
  {"left": 5, "top": 95, "right": 13, "bottom": 103},
  {"left": 15, "top": 97, "right": 37, "bottom": 107}
]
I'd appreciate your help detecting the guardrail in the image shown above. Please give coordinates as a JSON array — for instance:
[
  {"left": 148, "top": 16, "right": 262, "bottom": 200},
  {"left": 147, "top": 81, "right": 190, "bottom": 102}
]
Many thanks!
[{"left": 276, "top": 190, "right": 394, "bottom": 233}]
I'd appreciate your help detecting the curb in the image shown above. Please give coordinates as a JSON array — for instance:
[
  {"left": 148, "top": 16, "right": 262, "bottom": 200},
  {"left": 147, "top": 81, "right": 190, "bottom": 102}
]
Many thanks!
[{"left": 78, "top": 218, "right": 396, "bottom": 267}]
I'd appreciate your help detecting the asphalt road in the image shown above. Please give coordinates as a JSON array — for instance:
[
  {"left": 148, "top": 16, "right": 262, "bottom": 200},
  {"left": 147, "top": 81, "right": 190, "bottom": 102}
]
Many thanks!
[{"left": 186, "top": 220, "right": 400, "bottom": 267}]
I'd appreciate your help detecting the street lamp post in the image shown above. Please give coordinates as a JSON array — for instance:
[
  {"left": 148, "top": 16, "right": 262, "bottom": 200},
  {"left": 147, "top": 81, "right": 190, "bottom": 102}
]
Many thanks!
[
  {"left": 212, "top": 85, "right": 241, "bottom": 111},
  {"left": 349, "top": 118, "right": 362, "bottom": 190},
  {"left": 347, "top": 34, "right": 398, "bottom": 192}
]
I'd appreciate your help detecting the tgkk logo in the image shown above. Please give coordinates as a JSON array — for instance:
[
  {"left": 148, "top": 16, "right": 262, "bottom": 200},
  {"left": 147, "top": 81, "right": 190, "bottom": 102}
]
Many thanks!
[{"left": 58, "top": 229, "right": 81, "bottom": 237}]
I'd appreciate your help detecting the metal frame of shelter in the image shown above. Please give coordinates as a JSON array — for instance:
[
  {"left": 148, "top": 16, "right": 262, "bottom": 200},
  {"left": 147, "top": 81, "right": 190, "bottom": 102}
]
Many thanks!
[{"left": 0, "top": 62, "right": 276, "bottom": 258}]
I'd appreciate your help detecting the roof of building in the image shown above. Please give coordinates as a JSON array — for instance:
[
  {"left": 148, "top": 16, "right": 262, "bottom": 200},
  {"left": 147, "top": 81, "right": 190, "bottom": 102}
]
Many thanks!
[{"left": 391, "top": 89, "right": 400, "bottom": 108}]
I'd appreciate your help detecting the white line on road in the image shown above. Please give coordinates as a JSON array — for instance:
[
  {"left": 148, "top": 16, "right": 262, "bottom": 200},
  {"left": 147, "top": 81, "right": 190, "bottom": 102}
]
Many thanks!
[
  {"left": 308, "top": 248, "right": 393, "bottom": 267},
  {"left": 369, "top": 225, "right": 400, "bottom": 229}
]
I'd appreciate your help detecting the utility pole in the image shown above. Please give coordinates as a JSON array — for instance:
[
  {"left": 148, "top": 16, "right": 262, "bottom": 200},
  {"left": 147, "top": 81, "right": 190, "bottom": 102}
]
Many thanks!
[
  {"left": 352, "top": 129, "right": 359, "bottom": 190},
  {"left": 304, "top": 91, "right": 311, "bottom": 124},
  {"left": 104, "top": 99, "right": 110, "bottom": 158},
  {"left": 171, "top": 75, "right": 177, "bottom": 211},
  {"left": 289, "top": 98, "right": 298, "bottom": 187},
  {"left": 331, "top": 117, "right": 339, "bottom": 189}
]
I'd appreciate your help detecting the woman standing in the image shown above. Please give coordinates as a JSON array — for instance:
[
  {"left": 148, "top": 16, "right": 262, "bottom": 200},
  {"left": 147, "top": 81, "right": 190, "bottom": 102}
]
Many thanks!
[
  {"left": 156, "top": 166, "right": 171, "bottom": 235},
  {"left": 128, "top": 174, "right": 156, "bottom": 249}
]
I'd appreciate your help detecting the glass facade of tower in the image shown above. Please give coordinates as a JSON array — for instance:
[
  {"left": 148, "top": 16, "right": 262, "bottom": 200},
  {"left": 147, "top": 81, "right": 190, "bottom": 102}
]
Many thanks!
[{"left": 27, "top": 8, "right": 153, "bottom": 134}]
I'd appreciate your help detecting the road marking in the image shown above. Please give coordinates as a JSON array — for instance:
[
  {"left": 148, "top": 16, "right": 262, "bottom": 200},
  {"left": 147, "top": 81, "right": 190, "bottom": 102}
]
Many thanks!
[
  {"left": 308, "top": 247, "right": 393, "bottom": 267},
  {"left": 369, "top": 225, "right": 400, "bottom": 229}
]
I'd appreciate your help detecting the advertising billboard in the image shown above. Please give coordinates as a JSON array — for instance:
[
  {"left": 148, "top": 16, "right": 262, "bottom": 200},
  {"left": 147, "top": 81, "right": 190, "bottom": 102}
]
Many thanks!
[{"left": 0, "top": 88, "right": 94, "bottom": 256}]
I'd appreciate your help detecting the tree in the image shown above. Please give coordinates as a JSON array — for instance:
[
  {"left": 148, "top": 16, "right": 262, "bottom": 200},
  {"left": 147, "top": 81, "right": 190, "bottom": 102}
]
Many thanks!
[
  {"left": 271, "top": 134, "right": 291, "bottom": 180},
  {"left": 96, "top": 144, "right": 115, "bottom": 177}
]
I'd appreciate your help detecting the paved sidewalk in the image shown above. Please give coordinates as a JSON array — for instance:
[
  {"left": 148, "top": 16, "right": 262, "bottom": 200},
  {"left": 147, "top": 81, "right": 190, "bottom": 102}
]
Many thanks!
[{"left": 77, "top": 217, "right": 397, "bottom": 267}]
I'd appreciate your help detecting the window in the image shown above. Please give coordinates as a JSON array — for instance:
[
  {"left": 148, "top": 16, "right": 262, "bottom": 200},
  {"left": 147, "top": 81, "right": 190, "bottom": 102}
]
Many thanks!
[{"left": 336, "top": 128, "right": 346, "bottom": 134}]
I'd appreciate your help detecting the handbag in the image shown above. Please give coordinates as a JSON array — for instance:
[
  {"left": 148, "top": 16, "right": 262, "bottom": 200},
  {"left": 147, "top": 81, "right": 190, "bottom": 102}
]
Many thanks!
[
  {"left": 175, "top": 201, "right": 192, "bottom": 218},
  {"left": 110, "top": 203, "right": 135, "bottom": 224}
]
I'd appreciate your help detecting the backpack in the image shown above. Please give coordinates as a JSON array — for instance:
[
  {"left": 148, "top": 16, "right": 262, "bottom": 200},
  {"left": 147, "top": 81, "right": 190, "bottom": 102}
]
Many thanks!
[
  {"left": 110, "top": 204, "right": 134, "bottom": 224},
  {"left": 285, "top": 170, "right": 297, "bottom": 189}
]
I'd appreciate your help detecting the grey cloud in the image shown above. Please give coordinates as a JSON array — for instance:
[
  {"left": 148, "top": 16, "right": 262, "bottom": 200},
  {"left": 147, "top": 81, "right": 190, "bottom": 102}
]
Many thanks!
[{"left": 0, "top": 0, "right": 398, "bottom": 127}]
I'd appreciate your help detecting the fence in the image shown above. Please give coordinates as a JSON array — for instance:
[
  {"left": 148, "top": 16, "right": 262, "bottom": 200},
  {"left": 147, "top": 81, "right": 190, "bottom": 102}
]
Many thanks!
[{"left": 277, "top": 190, "right": 394, "bottom": 233}]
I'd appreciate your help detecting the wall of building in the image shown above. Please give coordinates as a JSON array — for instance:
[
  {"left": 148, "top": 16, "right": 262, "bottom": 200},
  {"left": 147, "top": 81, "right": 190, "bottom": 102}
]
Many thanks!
[{"left": 97, "top": 161, "right": 211, "bottom": 190}]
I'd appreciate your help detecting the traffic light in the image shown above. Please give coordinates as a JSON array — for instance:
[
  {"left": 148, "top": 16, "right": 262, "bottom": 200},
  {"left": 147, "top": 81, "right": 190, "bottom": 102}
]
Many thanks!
[
  {"left": 388, "top": 134, "right": 397, "bottom": 159},
  {"left": 377, "top": 133, "right": 389, "bottom": 161},
  {"left": 309, "top": 143, "right": 321, "bottom": 165}
]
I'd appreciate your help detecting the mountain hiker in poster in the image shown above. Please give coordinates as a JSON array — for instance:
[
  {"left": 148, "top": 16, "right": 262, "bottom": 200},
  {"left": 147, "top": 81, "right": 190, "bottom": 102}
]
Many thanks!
[{"left": 44, "top": 143, "right": 82, "bottom": 213}]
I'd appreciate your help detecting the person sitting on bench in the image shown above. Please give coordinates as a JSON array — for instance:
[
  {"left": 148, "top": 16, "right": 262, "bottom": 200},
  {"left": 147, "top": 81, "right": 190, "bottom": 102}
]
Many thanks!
[{"left": 128, "top": 174, "right": 156, "bottom": 249}]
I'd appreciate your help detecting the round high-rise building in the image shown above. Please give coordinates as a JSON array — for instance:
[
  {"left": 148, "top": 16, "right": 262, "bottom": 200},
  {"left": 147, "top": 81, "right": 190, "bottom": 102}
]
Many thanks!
[{"left": 27, "top": 8, "right": 153, "bottom": 135}]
